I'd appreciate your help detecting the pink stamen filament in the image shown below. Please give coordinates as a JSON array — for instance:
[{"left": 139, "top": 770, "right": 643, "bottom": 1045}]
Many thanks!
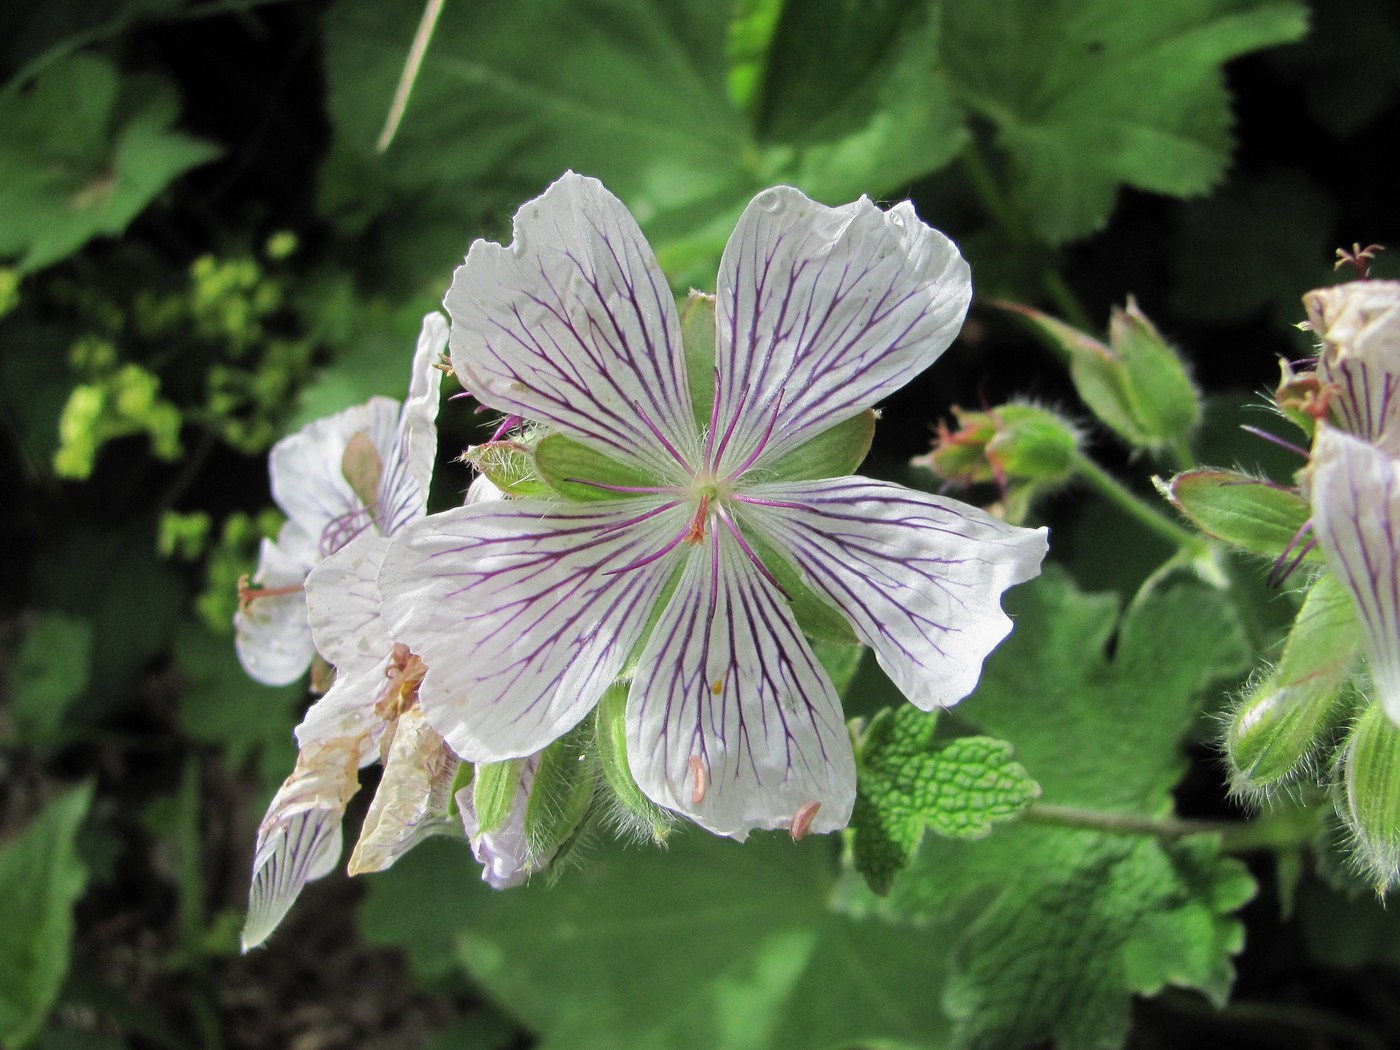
[
  {"left": 716, "top": 507, "right": 791, "bottom": 600},
  {"left": 725, "top": 393, "right": 784, "bottom": 481},
  {"left": 237, "top": 575, "right": 304, "bottom": 610},
  {"left": 489, "top": 413, "right": 524, "bottom": 442},
  {"left": 632, "top": 399, "right": 694, "bottom": 473}
]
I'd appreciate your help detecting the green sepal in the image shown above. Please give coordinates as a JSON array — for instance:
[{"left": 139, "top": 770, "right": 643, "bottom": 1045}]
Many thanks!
[
  {"left": 766, "top": 410, "right": 876, "bottom": 481},
  {"left": 594, "top": 682, "right": 673, "bottom": 844},
  {"left": 680, "top": 291, "right": 717, "bottom": 428},
  {"left": 472, "top": 757, "right": 526, "bottom": 835},
  {"left": 1166, "top": 469, "right": 1314, "bottom": 559},
  {"left": 1108, "top": 298, "right": 1201, "bottom": 456},
  {"left": 1342, "top": 703, "right": 1400, "bottom": 890},
  {"left": 446, "top": 760, "right": 475, "bottom": 819},
  {"left": 1228, "top": 574, "right": 1359, "bottom": 794},
  {"left": 523, "top": 723, "right": 597, "bottom": 862},
  {"left": 535, "top": 434, "right": 659, "bottom": 502},
  {"left": 743, "top": 528, "right": 858, "bottom": 646},
  {"left": 463, "top": 441, "right": 553, "bottom": 499}
]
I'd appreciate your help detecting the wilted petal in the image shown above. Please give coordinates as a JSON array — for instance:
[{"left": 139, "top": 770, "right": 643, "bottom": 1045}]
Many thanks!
[
  {"left": 242, "top": 737, "right": 360, "bottom": 950},
  {"left": 457, "top": 754, "right": 542, "bottom": 889},
  {"left": 348, "top": 707, "right": 461, "bottom": 874},
  {"left": 1311, "top": 427, "right": 1400, "bottom": 723},
  {"left": 739, "top": 478, "right": 1048, "bottom": 710},
  {"left": 626, "top": 530, "right": 856, "bottom": 839},
  {"left": 713, "top": 187, "right": 971, "bottom": 472},
  {"left": 444, "top": 172, "right": 698, "bottom": 478},
  {"left": 270, "top": 398, "right": 399, "bottom": 553},
  {"left": 305, "top": 533, "right": 393, "bottom": 675},
  {"left": 377, "top": 313, "right": 446, "bottom": 537},
  {"left": 380, "top": 497, "right": 687, "bottom": 761},
  {"left": 294, "top": 655, "right": 393, "bottom": 759},
  {"left": 1307, "top": 282, "right": 1400, "bottom": 452},
  {"left": 235, "top": 530, "right": 316, "bottom": 686}
]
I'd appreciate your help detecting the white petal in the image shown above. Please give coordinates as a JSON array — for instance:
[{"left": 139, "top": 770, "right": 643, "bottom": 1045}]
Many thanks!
[
  {"left": 737, "top": 478, "right": 1048, "bottom": 710},
  {"left": 1311, "top": 428, "right": 1400, "bottom": 723},
  {"left": 294, "top": 655, "right": 393, "bottom": 758},
  {"left": 242, "top": 737, "right": 360, "bottom": 950},
  {"left": 444, "top": 172, "right": 699, "bottom": 478},
  {"left": 348, "top": 707, "right": 461, "bottom": 875},
  {"left": 377, "top": 313, "right": 446, "bottom": 537},
  {"left": 456, "top": 754, "right": 542, "bottom": 889},
  {"left": 625, "top": 529, "right": 856, "bottom": 840},
  {"left": 712, "top": 187, "right": 971, "bottom": 473},
  {"left": 235, "top": 532, "right": 315, "bottom": 686},
  {"left": 379, "top": 497, "right": 686, "bottom": 761},
  {"left": 305, "top": 532, "right": 393, "bottom": 675}
]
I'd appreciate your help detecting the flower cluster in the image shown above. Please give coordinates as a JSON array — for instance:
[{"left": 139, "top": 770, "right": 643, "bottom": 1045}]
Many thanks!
[{"left": 237, "top": 172, "right": 1047, "bottom": 945}]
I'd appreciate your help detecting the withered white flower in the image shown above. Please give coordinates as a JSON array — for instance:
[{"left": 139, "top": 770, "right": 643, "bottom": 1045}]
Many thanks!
[{"left": 380, "top": 173, "right": 1048, "bottom": 841}]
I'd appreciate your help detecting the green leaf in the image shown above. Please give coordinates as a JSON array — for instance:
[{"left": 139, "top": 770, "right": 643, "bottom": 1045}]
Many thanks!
[
  {"left": 0, "top": 784, "right": 93, "bottom": 1048},
  {"left": 1167, "top": 468, "right": 1315, "bottom": 558},
  {"left": 765, "top": 411, "right": 875, "bottom": 482},
  {"left": 361, "top": 830, "right": 958, "bottom": 1050},
  {"left": 0, "top": 53, "right": 220, "bottom": 271},
  {"left": 534, "top": 434, "right": 658, "bottom": 502},
  {"left": 321, "top": 0, "right": 965, "bottom": 290},
  {"left": 850, "top": 706, "right": 1040, "bottom": 894},
  {"left": 7, "top": 612, "right": 92, "bottom": 749},
  {"left": 942, "top": 0, "right": 1309, "bottom": 242},
  {"left": 839, "top": 568, "right": 1255, "bottom": 1049}
]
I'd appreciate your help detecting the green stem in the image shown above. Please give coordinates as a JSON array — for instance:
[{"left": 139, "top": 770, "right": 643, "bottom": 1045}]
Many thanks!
[
  {"left": 959, "top": 140, "right": 1020, "bottom": 239},
  {"left": 1071, "top": 450, "right": 1207, "bottom": 554},
  {"left": 1041, "top": 267, "right": 1093, "bottom": 331},
  {"left": 1023, "top": 800, "right": 1323, "bottom": 855}
]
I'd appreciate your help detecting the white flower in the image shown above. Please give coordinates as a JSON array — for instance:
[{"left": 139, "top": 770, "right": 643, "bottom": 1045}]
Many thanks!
[
  {"left": 241, "top": 315, "right": 444, "bottom": 950},
  {"left": 379, "top": 173, "right": 1048, "bottom": 841},
  {"left": 235, "top": 314, "right": 446, "bottom": 685},
  {"left": 1305, "top": 281, "right": 1400, "bottom": 454}
]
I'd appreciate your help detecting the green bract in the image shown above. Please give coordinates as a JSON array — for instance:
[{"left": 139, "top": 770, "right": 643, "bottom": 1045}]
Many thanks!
[
  {"left": 1166, "top": 469, "right": 1314, "bottom": 558},
  {"left": 1343, "top": 703, "right": 1400, "bottom": 890}
]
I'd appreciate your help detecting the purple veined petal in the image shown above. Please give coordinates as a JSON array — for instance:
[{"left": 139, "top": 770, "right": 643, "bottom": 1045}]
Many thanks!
[
  {"left": 377, "top": 313, "right": 447, "bottom": 537},
  {"left": 1310, "top": 427, "right": 1400, "bottom": 723},
  {"left": 294, "top": 655, "right": 395, "bottom": 760},
  {"left": 242, "top": 737, "right": 361, "bottom": 951},
  {"left": 444, "top": 172, "right": 699, "bottom": 479},
  {"left": 1320, "top": 355, "right": 1400, "bottom": 456},
  {"left": 305, "top": 533, "right": 393, "bottom": 676},
  {"left": 457, "top": 754, "right": 543, "bottom": 889},
  {"left": 712, "top": 186, "right": 971, "bottom": 475},
  {"left": 235, "top": 530, "right": 317, "bottom": 686},
  {"left": 737, "top": 477, "right": 1048, "bottom": 710},
  {"left": 270, "top": 397, "right": 400, "bottom": 549},
  {"left": 348, "top": 707, "right": 461, "bottom": 875},
  {"left": 625, "top": 527, "right": 856, "bottom": 840},
  {"left": 379, "top": 496, "right": 688, "bottom": 762}
]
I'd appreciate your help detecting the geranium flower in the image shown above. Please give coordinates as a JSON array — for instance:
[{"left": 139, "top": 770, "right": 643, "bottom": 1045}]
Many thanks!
[
  {"left": 235, "top": 315, "right": 446, "bottom": 684},
  {"left": 380, "top": 173, "right": 1048, "bottom": 840},
  {"left": 241, "top": 315, "right": 445, "bottom": 949}
]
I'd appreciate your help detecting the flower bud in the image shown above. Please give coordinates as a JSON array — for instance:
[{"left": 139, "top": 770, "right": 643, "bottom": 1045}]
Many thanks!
[
  {"left": 461, "top": 438, "right": 552, "bottom": 499},
  {"left": 522, "top": 724, "right": 597, "bottom": 864},
  {"left": 594, "top": 682, "right": 673, "bottom": 844},
  {"left": 1342, "top": 701, "right": 1400, "bottom": 890},
  {"left": 914, "top": 403, "right": 1079, "bottom": 521},
  {"left": 999, "top": 298, "right": 1200, "bottom": 459},
  {"left": 1226, "top": 574, "right": 1358, "bottom": 796}
]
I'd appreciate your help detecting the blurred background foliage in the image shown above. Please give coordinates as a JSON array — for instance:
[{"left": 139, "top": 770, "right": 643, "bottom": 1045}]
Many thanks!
[{"left": 3, "top": 0, "right": 1400, "bottom": 1047}]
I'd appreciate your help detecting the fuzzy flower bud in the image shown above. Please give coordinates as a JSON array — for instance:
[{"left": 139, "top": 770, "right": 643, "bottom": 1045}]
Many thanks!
[{"left": 1342, "top": 702, "right": 1400, "bottom": 890}]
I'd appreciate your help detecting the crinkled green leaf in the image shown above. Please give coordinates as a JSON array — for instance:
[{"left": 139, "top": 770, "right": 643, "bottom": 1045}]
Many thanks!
[
  {"left": 839, "top": 568, "right": 1255, "bottom": 1050},
  {"left": 851, "top": 707, "right": 1040, "bottom": 894},
  {"left": 0, "top": 784, "right": 93, "bottom": 1049},
  {"left": 0, "top": 53, "right": 219, "bottom": 271},
  {"left": 942, "top": 0, "right": 1309, "bottom": 242},
  {"left": 361, "top": 830, "right": 957, "bottom": 1050},
  {"left": 1167, "top": 468, "right": 1315, "bottom": 559},
  {"left": 321, "top": 0, "right": 964, "bottom": 289}
]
